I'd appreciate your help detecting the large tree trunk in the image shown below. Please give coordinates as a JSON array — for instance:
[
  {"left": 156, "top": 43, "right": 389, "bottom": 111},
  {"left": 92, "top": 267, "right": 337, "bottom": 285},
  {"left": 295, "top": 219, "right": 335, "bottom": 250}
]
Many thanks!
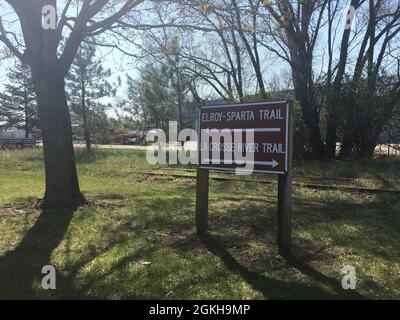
[
  {"left": 358, "top": 127, "right": 380, "bottom": 159},
  {"left": 362, "top": 141, "right": 377, "bottom": 159},
  {"left": 34, "top": 71, "right": 83, "bottom": 209},
  {"left": 299, "top": 94, "right": 325, "bottom": 159},
  {"left": 291, "top": 60, "right": 325, "bottom": 159},
  {"left": 339, "top": 133, "right": 354, "bottom": 159},
  {"left": 325, "top": 0, "right": 362, "bottom": 159},
  {"left": 286, "top": 31, "right": 324, "bottom": 159}
]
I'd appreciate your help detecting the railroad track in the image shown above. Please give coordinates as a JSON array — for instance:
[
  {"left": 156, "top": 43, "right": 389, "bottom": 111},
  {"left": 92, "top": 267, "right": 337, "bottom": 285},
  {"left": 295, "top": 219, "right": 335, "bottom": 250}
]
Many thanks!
[{"left": 135, "top": 170, "right": 400, "bottom": 195}]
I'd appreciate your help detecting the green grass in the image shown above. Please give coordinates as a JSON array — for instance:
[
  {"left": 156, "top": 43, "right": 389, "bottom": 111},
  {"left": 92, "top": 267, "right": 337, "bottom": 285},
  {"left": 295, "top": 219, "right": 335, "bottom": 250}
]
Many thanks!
[{"left": 0, "top": 148, "right": 399, "bottom": 299}]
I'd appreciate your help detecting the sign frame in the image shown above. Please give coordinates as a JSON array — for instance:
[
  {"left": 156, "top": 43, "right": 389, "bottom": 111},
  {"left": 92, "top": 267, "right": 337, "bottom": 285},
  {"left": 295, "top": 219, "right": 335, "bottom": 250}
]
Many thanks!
[
  {"left": 197, "top": 100, "right": 291, "bottom": 175},
  {"left": 196, "top": 100, "right": 294, "bottom": 255}
]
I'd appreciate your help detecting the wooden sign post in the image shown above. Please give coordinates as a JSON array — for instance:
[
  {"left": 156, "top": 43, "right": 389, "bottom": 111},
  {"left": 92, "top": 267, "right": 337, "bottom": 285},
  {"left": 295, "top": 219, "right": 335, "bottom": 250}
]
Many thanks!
[
  {"left": 196, "top": 101, "right": 293, "bottom": 254},
  {"left": 196, "top": 168, "right": 209, "bottom": 236}
]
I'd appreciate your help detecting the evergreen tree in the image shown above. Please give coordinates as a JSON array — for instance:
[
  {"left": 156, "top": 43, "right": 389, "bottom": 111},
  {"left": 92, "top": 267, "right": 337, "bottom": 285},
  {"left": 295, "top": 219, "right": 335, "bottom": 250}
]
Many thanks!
[
  {"left": 66, "top": 42, "right": 116, "bottom": 151},
  {"left": 126, "top": 59, "right": 193, "bottom": 132},
  {"left": 0, "top": 63, "right": 37, "bottom": 137}
]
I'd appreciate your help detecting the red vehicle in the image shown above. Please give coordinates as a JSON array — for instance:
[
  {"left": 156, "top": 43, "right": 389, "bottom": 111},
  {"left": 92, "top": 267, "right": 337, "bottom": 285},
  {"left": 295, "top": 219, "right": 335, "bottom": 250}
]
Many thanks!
[{"left": 111, "top": 132, "right": 145, "bottom": 145}]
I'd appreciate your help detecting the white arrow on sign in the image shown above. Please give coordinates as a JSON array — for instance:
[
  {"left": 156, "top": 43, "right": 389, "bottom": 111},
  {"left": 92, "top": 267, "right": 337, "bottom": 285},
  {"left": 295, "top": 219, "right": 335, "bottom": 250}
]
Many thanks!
[{"left": 202, "top": 159, "right": 279, "bottom": 168}]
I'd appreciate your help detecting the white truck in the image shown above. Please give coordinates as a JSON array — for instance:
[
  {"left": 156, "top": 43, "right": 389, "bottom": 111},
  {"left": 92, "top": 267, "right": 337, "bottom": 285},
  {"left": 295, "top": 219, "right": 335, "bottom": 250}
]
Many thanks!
[{"left": 0, "top": 127, "right": 37, "bottom": 149}]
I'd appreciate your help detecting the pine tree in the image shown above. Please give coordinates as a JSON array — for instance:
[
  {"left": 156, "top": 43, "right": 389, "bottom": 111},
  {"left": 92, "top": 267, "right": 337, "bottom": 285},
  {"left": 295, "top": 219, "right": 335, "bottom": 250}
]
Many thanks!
[
  {"left": 0, "top": 63, "right": 37, "bottom": 137},
  {"left": 126, "top": 59, "right": 193, "bottom": 132},
  {"left": 66, "top": 42, "right": 116, "bottom": 152}
]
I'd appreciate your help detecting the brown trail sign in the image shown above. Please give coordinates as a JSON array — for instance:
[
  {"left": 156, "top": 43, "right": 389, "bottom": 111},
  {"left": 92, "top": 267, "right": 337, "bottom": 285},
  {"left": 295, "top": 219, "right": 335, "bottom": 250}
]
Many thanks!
[
  {"left": 198, "top": 101, "right": 290, "bottom": 174},
  {"left": 196, "top": 101, "right": 293, "bottom": 254}
]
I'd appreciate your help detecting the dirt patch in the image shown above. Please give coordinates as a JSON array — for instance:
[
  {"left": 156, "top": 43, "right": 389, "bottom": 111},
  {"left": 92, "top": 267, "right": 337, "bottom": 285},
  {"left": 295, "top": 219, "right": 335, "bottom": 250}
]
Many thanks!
[
  {"left": 86, "top": 195, "right": 129, "bottom": 209},
  {"left": 0, "top": 201, "right": 38, "bottom": 216},
  {"left": 151, "top": 228, "right": 209, "bottom": 253}
]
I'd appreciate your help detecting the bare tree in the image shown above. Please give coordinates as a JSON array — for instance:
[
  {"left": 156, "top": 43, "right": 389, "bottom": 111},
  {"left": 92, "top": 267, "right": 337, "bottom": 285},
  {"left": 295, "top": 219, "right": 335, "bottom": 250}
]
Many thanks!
[
  {"left": 0, "top": 0, "right": 143, "bottom": 208},
  {"left": 125, "top": 0, "right": 269, "bottom": 101},
  {"left": 338, "top": 0, "right": 400, "bottom": 158},
  {"left": 262, "top": 0, "right": 328, "bottom": 158},
  {"left": 325, "top": 0, "right": 365, "bottom": 158}
]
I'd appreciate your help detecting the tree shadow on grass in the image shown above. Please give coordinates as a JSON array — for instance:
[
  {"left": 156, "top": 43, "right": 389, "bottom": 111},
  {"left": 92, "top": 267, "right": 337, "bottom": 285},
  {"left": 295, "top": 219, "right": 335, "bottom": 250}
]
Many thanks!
[
  {"left": 0, "top": 196, "right": 157, "bottom": 299},
  {"left": 0, "top": 207, "right": 75, "bottom": 299},
  {"left": 199, "top": 234, "right": 366, "bottom": 300},
  {"left": 281, "top": 252, "right": 366, "bottom": 299}
]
